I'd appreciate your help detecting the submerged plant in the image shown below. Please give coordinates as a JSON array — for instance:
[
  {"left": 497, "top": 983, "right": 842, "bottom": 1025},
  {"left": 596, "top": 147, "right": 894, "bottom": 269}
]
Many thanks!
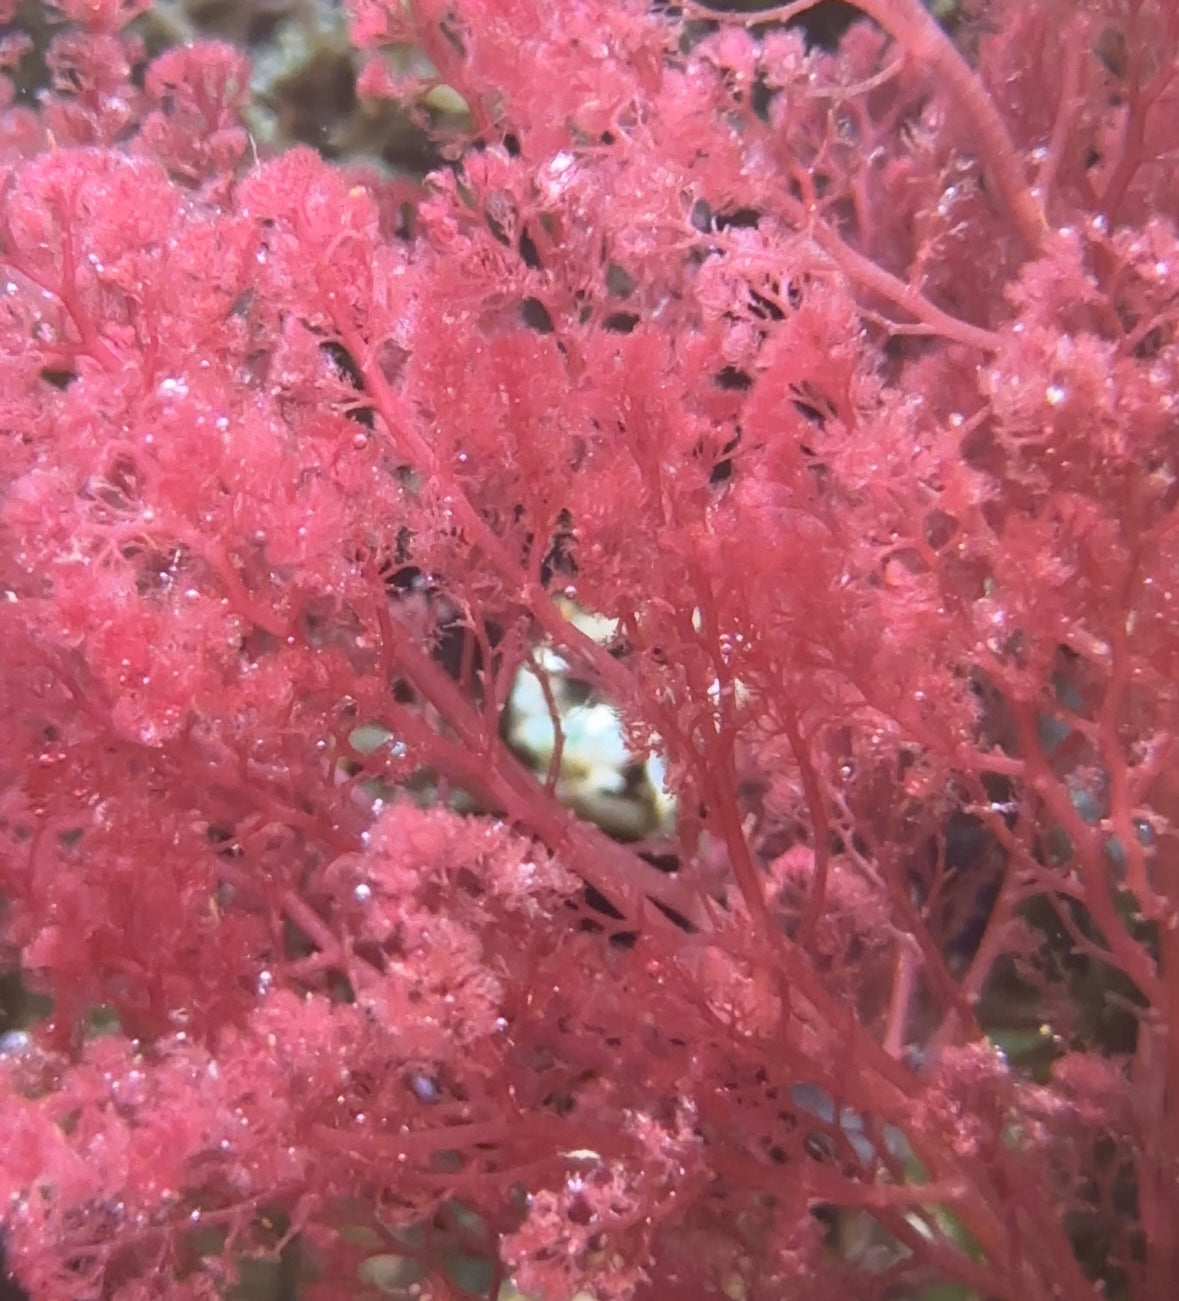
[{"left": 1, "top": 0, "right": 1178, "bottom": 1297}]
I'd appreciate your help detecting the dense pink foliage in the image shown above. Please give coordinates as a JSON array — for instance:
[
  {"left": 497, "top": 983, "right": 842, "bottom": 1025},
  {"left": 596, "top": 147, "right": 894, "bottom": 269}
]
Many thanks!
[{"left": 2, "top": 0, "right": 1179, "bottom": 1297}]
